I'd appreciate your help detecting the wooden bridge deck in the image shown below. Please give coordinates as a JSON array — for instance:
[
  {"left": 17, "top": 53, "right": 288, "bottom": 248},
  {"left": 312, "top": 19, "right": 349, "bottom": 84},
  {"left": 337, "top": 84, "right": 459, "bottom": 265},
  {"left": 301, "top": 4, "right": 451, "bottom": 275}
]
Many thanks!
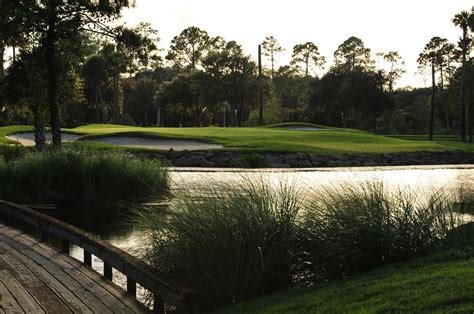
[{"left": 0, "top": 223, "right": 149, "bottom": 313}]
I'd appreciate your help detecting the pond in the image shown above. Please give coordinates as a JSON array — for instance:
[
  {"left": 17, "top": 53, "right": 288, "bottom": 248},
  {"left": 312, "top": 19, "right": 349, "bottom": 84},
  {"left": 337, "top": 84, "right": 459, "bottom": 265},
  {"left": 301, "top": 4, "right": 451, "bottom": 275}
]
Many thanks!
[{"left": 31, "top": 164, "right": 474, "bottom": 299}]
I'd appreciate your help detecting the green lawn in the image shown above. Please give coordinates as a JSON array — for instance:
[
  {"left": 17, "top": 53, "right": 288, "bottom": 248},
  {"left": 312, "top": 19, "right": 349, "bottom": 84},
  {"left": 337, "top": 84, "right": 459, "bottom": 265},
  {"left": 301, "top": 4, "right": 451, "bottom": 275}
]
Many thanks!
[
  {"left": 217, "top": 248, "right": 474, "bottom": 313},
  {"left": 0, "top": 125, "right": 32, "bottom": 144},
  {"left": 1, "top": 123, "right": 473, "bottom": 153}
]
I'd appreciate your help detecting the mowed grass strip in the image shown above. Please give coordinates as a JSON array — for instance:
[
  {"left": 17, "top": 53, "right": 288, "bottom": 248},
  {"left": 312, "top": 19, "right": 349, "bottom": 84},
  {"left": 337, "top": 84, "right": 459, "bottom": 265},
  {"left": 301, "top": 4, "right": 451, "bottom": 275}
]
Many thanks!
[
  {"left": 0, "top": 125, "right": 33, "bottom": 144},
  {"left": 1, "top": 124, "right": 473, "bottom": 153},
  {"left": 216, "top": 248, "right": 474, "bottom": 313}
]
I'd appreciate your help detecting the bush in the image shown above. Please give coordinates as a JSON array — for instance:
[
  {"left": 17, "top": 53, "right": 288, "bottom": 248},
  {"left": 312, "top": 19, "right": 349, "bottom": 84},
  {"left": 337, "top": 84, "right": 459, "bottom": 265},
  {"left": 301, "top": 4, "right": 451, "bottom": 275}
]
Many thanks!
[
  {"left": 0, "top": 144, "right": 169, "bottom": 204},
  {"left": 297, "top": 182, "right": 460, "bottom": 281},
  {"left": 0, "top": 144, "right": 29, "bottom": 162},
  {"left": 134, "top": 180, "right": 465, "bottom": 310},
  {"left": 134, "top": 179, "right": 302, "bottom": 310},
  {"left": 239, "top": 153, "right": 267, "bottom": 168}
]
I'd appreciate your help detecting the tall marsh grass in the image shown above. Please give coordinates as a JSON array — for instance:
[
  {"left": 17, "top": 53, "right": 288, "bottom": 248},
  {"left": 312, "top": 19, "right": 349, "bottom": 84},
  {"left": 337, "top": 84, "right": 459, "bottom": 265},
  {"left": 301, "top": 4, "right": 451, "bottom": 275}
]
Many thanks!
[
  {"left": 0, "top": 145, "right": 170, "bottom": 204},
  {"left": 134, "top": 179, "right": 465, "bottom": 310},
  {"left": 297, "top": 182, "right": 461, "bottom": 280},
  {"left": 134, "top": 179, "right": 302, "bottom": 310}
]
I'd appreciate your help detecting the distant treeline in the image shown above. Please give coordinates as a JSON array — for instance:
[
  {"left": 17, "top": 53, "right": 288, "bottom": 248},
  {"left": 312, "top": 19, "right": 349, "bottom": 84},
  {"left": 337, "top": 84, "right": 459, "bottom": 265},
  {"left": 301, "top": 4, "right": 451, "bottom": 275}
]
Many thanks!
[{"left": 0, "top": 2, "right": 473, "bottom": 143}]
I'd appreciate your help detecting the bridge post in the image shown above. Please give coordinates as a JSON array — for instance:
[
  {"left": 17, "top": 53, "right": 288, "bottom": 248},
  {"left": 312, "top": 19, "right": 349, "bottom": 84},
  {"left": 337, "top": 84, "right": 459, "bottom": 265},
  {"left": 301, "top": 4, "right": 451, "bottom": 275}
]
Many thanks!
[
  {"left": 153, "top": 295, "right": 165, "bottom": 314},
  {"left": 127, "top": 278, "right": 137, "bottom": 298},
  {"left": 84, "top": 250, "right": 92, "bottom": 267},
  {"left": 61, "top": 239, "right": 70, "bottom": 254},
  {"left": 41, "top": 230, "right": 48, "bottom": 242},
  {"left": 104, "top": 263, "right": 113, "bottom": 280}
]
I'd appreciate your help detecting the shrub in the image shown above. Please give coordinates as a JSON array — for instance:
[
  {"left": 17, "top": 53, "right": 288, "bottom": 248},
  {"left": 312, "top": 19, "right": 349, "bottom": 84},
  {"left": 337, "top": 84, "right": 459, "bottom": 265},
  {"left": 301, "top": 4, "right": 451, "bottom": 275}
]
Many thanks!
[
  {"left": 134, "top": 179, "right": 302, "bottom": 310},
  {"left": 296, "top": 182, "right": 460, "bottom": 281},
  {"left": 239, "top": 153, "right": 267, "bottom": 168},
  {"left": 0, "top": 144, "right": 29, "bottom": 162},
  {"left": 0, "top": 144, "right": 169, "bottom": 204}
]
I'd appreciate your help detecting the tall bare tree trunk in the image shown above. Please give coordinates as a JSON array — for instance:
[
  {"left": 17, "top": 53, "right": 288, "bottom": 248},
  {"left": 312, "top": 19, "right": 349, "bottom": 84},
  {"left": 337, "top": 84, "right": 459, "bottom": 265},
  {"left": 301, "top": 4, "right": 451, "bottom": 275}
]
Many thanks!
[
  {"left": 429, "top": 59, "right": 436, "bottom": 141},
  {"left": 0, "top": 40, "right": 4, "bottom": 81},
  {"left": 469, "top": 100, "right": 473, "bottom": 143},
  {"left": 34, "top": 113, "right": 46, "bottom": 151},
  {"left": 239, "top": 61, "right": 246, "bottom": 127},
  {"left": 113, "top": 71, "right": 119, "bottom": 124},
  {"left": 461, "top": 28, "right": 467, "bottom": 141},
  {"left": 258, "top": 44, "right": 264, "bottom": 126},
  {"left": 46, "top": 4, "right": 61, "bottom": 148}
]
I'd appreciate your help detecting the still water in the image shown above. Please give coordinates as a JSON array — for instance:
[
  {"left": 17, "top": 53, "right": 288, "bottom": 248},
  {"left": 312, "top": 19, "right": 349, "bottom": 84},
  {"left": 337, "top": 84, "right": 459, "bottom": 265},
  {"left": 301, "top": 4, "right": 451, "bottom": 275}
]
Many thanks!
[
  {"left": 46, "top": 165, "right": 474, "bottom": 294},
  {"left": 62, "top": 164, "right": 474, "bottom": 249}
]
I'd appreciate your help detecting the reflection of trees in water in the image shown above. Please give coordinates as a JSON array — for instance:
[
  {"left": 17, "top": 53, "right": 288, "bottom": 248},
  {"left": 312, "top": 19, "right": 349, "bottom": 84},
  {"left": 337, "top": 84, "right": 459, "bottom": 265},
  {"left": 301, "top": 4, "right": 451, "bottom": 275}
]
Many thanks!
[
  {"left": 455, "top": 187, "right": 474, "bottom": 215},
  {"left": 454, "top": 171, "right": 474, "bottom": 214},
  {"left": 41, "top": 204, "right": 133, "bottom": 238}
]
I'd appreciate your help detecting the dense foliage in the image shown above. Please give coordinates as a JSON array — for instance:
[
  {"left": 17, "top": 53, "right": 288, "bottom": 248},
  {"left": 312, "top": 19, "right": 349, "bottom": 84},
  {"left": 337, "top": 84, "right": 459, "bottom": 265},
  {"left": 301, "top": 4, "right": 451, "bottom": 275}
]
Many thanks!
[
  {"left": 0, "top": 145, "right": 169, "bottom": 204},
  {"left": 0, "top": 6, "right": 473, "bottom": 142},
  {"left": 135, "top": 179, "right": 464, "bottom": 310}
]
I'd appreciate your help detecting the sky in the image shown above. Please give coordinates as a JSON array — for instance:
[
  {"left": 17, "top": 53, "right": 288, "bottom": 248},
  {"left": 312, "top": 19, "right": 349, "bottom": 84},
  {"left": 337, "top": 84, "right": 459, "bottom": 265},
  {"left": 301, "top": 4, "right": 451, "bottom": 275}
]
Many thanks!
[{"left": 120, "top": 0, "right": 473, "bottom": 88}]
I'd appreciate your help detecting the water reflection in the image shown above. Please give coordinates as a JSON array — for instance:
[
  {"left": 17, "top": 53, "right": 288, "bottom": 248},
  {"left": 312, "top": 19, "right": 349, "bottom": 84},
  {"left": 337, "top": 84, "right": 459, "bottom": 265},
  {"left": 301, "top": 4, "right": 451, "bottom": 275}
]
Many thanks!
[
  {"left": 171, "top": 165, "right": 474, "bottom": 202},
  {"left": 42, "top": 165, "right": 474, "bottom": 247},
  {"left": 3, "top": 165, "right": 472, "bottom": 305}
]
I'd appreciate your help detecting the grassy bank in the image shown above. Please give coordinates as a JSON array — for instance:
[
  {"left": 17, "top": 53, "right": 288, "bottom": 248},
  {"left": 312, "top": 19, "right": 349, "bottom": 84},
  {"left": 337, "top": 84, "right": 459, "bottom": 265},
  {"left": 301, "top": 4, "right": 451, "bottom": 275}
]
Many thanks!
[
  {"left": 1, "top": 124, "right": 473, "bottom": 154},
  {"left": 134, "top": 180, "right": 465, "bottom": 311},
  {"left": 0, "top": 144, "right": 170, "bottom": 204},
  {"left": 0, "top": 125, "right": 32, "bottom": 145},
  {"left": 217, "top": 248, "right": 474, "bottom": 313}
]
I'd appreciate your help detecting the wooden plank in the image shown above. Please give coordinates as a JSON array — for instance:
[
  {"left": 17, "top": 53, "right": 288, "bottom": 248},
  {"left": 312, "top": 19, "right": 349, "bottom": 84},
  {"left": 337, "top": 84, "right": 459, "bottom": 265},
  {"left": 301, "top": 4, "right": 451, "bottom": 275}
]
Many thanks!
[
  {"left": 0, "top": 252, "right": 72, "bottom": 313},
  {"left": 0, "top": 200, "right": 195, "bottom": 307},
  {"left": 0, "top": 269, "right": 45, "bottom": 313},
  {"left": 0, "top": 237, "right": 91, "bottom": 314},
  {"left": 0, "top": 230, "right": 107, "bottom": 313},
  {"left": 11, "top": 233, "right": 143, "bottom": 314},
  {"left": 0, "top": 281, "right": 25, "bottom": 313},
  {"left": 3, "top": 226, "right": 149, "bottom": 313},
  {"left": 0, "top": 226, "right": 144, "bottom": 313}
]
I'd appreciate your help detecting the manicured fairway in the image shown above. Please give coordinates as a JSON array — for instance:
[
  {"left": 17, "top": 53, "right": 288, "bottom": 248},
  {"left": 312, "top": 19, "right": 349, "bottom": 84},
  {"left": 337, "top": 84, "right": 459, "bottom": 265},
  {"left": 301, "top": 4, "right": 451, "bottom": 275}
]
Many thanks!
[{"left": 1, "top": 124, "right": 473, "bottom": 153}]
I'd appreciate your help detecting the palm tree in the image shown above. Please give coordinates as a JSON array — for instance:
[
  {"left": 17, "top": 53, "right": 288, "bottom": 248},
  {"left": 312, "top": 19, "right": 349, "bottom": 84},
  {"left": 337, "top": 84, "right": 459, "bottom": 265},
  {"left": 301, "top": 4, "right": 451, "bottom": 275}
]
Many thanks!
[
  {"left": 418, "top": 37, "right": 447, "bottom": 141},
  {"left": 452, "top": 10, "right": 471, "bottom": 142}
]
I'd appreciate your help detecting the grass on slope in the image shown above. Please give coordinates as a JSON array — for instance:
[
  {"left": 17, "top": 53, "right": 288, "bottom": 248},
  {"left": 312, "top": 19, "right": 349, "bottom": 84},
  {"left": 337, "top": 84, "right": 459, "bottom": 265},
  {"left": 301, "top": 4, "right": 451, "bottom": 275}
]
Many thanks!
[
  {"left": 71, "top": 124, "right": 464, "bottom": 153},
  {"left": 1, "top": 124, "right": 472, "bottom": 153},
  {"left": 217, "top": 248, "right": 474, "bottom": 313},
  {"left": 0, "top": 125, "right": 32, "bottom": 144}
]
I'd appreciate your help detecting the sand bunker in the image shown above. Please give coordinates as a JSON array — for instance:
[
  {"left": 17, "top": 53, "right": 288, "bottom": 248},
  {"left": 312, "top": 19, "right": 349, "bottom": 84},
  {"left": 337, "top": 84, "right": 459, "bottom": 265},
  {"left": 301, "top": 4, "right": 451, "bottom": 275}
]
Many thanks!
[
  {"left": 7, "top": 132, "right": 223, "bottom": 151},
  {"left": 6, "top": 132, "right": 82, "bottom": 146},
  {"left": 283, "top": 126, "right": 330, "bottom": 131},
  {"left": 86, "top": 136, "right": 223, "bottom": 151}
]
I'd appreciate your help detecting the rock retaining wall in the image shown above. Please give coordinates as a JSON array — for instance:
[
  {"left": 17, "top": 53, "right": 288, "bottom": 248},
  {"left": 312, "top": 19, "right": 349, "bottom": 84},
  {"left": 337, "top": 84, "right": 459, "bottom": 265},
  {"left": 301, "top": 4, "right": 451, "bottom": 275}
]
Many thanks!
[{"left": 147, "top": 150, "right": 474, "bottom": 168}]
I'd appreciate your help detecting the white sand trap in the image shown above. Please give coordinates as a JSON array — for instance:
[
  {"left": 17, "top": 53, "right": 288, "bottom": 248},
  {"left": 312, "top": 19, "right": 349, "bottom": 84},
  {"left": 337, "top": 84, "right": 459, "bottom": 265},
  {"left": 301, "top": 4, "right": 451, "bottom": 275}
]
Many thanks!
[
  {"left": 284, "top": 126, "right": 330, "bottom": 131},
  {"left": 6, "top": 132, "right": 82, "bottom": 146},
  {"left": 87, "top": 136, "right": 223, "bottom": 151}
]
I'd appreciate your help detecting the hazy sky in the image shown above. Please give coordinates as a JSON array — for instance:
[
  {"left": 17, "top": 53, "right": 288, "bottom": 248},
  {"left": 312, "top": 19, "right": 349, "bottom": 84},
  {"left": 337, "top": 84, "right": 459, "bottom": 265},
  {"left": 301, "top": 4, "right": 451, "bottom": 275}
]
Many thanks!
[{"left": 121, "top": 0, "right": 473, "bottom": 88}]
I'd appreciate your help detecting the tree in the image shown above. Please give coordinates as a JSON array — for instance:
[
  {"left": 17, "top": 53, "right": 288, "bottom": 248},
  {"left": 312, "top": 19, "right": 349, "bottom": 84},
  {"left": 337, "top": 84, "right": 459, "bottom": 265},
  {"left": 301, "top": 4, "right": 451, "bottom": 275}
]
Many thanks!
[
  {"left": 418, "top": 36, "right": 447, "bottom": 141},
  {"left": 290, "top": 42, "right": 325, "bottom": 76},
  {"left": 452, "top": 10, "right": 472, "bottom": 142},
  {"left": 82, "top": 55, "right": 108, "bottom": 123},
  {"left": 166, "top": 26, "right": 211, "bottom": 70},
  {"left": 8, "top": 0, "right": 134, "bottom": 148},
  {"left": 383, "top": 51, "right": 406, "bottom": 91},
  {"left": 156, "top": 73, "right": 209, "bottom": 126},
  {"left": 203, "top": 40, "right": 257, "bottom": 126},
  {"left": 261, "top": 36, "right": 284, "bottom": 77},
  {"left": 334, "top": 36, "right": 373, "bottom": 72},
  {"left": 104, "top": 24, "right": 159, "bottom": 123}
]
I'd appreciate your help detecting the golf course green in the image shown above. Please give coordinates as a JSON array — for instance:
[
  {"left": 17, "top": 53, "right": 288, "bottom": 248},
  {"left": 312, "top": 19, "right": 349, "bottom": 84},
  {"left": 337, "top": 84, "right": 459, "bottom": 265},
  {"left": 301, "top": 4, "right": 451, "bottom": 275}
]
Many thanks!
[{"left": 1, "top": 123, "right": 472, "bottom": 154}]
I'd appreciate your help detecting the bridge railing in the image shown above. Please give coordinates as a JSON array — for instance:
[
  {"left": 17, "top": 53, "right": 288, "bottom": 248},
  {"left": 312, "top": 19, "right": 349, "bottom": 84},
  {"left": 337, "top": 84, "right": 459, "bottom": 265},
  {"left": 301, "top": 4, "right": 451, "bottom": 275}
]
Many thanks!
[{"left": 0, "top": 200, "right": 198, "bottom": 313}]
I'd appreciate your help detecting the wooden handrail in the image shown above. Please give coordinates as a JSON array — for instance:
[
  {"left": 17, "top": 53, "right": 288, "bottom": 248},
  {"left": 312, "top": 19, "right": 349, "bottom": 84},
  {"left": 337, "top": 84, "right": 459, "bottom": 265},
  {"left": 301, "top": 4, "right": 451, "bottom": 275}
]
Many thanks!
[{"left": 0, "top": 200, "right": 198, "bottom": 313}]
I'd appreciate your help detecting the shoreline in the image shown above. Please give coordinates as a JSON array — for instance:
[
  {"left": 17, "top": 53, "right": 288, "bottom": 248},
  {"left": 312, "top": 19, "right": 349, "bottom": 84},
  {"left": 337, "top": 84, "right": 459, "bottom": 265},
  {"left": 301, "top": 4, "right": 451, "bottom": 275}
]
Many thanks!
[
  {"left": 153, "top": 150, "right": 474, "bottom": 169},
  {"left": 169, "top": 164, "right": 474, "bottom": 172}
]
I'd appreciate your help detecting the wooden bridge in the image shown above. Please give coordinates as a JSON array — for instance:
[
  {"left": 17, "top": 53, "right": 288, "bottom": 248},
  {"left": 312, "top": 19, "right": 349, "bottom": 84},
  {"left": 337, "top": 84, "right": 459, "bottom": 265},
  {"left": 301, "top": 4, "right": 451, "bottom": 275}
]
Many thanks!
[{"left": 0, "top": 200, "right": 197, "bottom": 313}]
